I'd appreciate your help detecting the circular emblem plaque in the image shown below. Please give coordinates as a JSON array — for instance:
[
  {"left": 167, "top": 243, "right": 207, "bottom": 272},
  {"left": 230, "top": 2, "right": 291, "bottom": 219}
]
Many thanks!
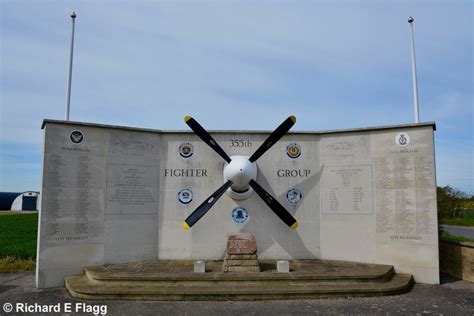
[
  {"left": 286, "top": 143, "right": 301, "bottom": 159},
  {"left": 179, "top": 142, "right": 194, "bottom": 158},
  {"left": 286, "top": 188, "right": 303, "bottom": 206},
  {"left": 395, "top": 133, "right": 410, "bottom": 147},
  {"left": 69, "top": 130, "right": 84, "bottom": 144},
  {"left": 178, "top": 188, "right": 193, "bottom": 204},
  {"left": 232, "top": 207, "right": 249, "bottom": 223}
]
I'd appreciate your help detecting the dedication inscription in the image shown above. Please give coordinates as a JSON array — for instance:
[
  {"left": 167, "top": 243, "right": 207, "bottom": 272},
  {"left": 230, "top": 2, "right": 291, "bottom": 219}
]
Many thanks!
[
  {"left": 106, "top": 164, "right": 158, "bottom": 214},
  {"left": 322, "top": 165, "right": 373, "bottom": 215},
  {"left": 226, "top": 233, "right": 257, "bottom": 255}
]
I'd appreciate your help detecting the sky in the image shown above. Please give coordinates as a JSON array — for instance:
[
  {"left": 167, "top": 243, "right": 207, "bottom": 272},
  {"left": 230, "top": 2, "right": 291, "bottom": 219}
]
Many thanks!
[{"left": 0, "top": 1, "right": 472, "bottom": 194}]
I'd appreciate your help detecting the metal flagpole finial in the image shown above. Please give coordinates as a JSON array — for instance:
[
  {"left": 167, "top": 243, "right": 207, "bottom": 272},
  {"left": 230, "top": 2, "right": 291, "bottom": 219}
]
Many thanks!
[
  {"left": 70, "top": 11, "right": 77, "bottom": 19},
  {"left": 408, "top": 16, "right": 414, "bottom": 23}
]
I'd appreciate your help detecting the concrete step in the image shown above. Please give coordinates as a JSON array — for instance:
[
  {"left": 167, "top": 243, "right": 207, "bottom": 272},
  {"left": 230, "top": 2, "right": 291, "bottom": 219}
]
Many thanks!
[
  {"left": 84, "top": 260, "right": 395, "bottom": 283},
  {"left": 65, "top": 260, "right": 414, "bottom": 301},
  {"left": 65, "top": 274, "right": 413, "bottom": 301}
]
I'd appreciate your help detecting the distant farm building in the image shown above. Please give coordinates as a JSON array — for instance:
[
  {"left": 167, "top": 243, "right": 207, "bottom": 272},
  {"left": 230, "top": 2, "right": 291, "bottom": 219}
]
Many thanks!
[{"left": 0, "top": 191, "right": 39, "bottom": 211}]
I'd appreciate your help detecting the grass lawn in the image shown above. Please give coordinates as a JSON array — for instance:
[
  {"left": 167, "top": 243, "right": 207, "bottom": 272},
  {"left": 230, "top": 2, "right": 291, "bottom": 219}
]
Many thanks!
[
  {"left": 0, "top": 213, "right": 38, "bottom": 271},
  {"left": 441, "top": 216, "right": 474, "bottom": 227}
]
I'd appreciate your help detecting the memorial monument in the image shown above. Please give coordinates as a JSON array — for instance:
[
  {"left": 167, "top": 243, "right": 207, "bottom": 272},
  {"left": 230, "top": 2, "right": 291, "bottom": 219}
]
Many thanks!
[
  {"left": 36, "top": 116, "right": 439, "bottom": 291},
  {"left": 223, "top": 233, "right": 260, "bottom": 273}
]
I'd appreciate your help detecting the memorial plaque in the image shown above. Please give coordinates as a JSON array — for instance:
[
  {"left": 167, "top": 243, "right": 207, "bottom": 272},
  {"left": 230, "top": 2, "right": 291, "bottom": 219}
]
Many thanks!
[
  {"left": 226, "top": 233, "right": 257, "bottom": 255},
  {"left": 106, "top": 164, "right": 158, "bottom": 214}
]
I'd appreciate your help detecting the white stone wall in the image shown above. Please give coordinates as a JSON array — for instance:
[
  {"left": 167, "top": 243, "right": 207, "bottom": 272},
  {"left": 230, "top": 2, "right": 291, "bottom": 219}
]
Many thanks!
[
  {"left": 318, "top": 127, "right": 439, "bottom": 284},
  {"left": 36, "top": 121, "right": 438, "bottom": 288}
]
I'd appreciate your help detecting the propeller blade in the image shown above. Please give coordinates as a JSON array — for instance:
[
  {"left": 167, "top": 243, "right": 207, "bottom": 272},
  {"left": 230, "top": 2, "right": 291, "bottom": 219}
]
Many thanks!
[
  {"left": 182, "top": 180, "right": 233, "bottom": 229},
  {"left": 249, "top": 180, "right": 298, "bottom": 229},
  {"left": 184, "top": 116, "right": 232, "bottom": 163},
  {"left": 248, "top": 116, "right": 296, "bottom": 163}
]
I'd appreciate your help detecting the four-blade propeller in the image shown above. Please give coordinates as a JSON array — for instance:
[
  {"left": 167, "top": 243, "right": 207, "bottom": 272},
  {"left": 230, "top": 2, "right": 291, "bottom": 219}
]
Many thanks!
[{"left": 182, "top": 115, "right": 298, "bottom": 229}]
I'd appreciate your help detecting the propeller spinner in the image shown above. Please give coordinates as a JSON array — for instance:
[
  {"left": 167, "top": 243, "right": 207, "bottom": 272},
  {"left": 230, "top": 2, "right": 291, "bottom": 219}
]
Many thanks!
[
  {"left": 182, "top": 116, "right": 298, "bottom": 230},
  {"left": 223, "top": 155, "right": 257, "bottom": 200}
]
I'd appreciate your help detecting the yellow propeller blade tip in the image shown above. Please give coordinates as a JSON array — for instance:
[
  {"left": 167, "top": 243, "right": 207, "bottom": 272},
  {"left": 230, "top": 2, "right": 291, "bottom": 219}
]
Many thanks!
[
  {"left": 182, "top": 222, "right": 190, "bottom": 230},
  {"left": 289, "top": 116, "right": 296, "bottom": 123},
  {"left": 184, "top": 116, "right": 192, "bottom": 122},
  {"left": 291, "top": 222, "right": 299, "bottom": 229}
]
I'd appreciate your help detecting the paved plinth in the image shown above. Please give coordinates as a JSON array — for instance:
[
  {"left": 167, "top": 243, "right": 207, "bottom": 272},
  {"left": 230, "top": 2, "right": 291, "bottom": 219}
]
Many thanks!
[{"left": 65, "top": 259, "right": 414, "bottom": 300}]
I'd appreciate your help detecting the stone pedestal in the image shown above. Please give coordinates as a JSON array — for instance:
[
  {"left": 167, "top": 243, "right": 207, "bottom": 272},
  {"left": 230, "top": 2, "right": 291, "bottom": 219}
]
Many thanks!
[
  {"left": 277, "top": 260, "right": 289, "bottom": 272},
  {"left": 223, "top": 233, "right": 260, "bottom": 272},
  {"left": 194, "top": 260, "right": 205, "bottom": 273}
]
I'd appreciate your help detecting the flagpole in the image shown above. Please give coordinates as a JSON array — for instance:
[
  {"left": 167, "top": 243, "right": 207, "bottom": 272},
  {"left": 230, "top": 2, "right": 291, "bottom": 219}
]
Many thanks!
[
  {"left": 65, "top": 12, "right": 76, "bottom": 121},
  {"left": 408, "top": 16, "right": 420, "bottom": 123}
]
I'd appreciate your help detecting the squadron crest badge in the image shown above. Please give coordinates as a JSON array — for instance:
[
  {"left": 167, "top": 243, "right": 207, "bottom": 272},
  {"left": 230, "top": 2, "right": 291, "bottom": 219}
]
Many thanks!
[
  {"left": 232, "top": 207, "right": 249, "bottom": 223},
  {"left": 179, "top": 143, "right": 194, "bottom": 158},
  {"left": 395, "top": 133, "right": 410, "bottom": 147},
  {"left": 178, "top": 189, "right": 193, "bottom": 204},
  {"left": 286, "top": 188, "right": 303, "bottom": 206},
  {"left": 69, "top": 130, "right": 84, "bottom": 144},
  {"left": 286, "top": 143, "right": 301, "bottom": 159}
]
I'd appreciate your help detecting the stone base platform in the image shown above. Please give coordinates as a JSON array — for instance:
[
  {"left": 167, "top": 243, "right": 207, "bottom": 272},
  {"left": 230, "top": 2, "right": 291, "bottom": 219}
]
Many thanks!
[
  {"left": 223, "top": 254, "right": 260, "bottom": 272},
  {"left": 65, "top": 259, "right": 413, "bottom": 301}
]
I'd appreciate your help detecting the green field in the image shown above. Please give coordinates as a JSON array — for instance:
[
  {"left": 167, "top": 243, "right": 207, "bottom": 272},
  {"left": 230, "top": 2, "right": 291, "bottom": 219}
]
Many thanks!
[
  {"left": 0, "top": 213, "right": 38, "bottom": 259},
  {"left": 441, "top": 216, "right": 474, "bottom": 227}
]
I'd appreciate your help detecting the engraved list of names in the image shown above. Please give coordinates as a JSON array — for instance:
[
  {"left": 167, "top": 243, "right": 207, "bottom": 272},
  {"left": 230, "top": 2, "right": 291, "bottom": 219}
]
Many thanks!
[
  {"left": 41, "top": 152, "right": 105, "bottom": 246},
  {"left": 375, "top": 155, "right": 437, "bottom": 239}
]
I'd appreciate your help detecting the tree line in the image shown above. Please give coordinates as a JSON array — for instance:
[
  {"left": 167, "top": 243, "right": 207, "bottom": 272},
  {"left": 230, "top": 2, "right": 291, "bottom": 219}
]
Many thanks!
[{"left": 437, "top": 186, "right": 474, "bottom": 219}]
